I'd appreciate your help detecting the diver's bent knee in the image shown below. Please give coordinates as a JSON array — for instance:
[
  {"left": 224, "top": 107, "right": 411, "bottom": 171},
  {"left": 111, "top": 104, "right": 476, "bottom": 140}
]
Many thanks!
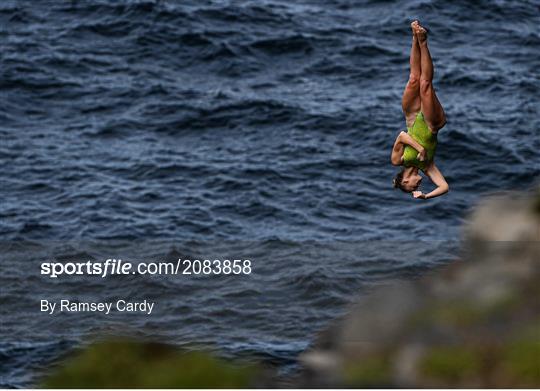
[
  {"left": 408, "top": 74, "right": 420, "bottom": 86},
  {"left": 419, "top": 79, "right": 433, "bottom": 94}
]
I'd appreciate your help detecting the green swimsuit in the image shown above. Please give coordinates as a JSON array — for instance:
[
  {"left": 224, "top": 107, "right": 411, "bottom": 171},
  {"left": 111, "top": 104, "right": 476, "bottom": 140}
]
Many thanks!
[{"left": 402, "top": 111, "right": 437, "bottom": 170}]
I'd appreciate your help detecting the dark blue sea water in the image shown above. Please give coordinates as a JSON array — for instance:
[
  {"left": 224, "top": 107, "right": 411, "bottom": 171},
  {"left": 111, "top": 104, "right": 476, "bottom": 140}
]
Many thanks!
[{"left": 1, "top": 0, "right": 539, "bottom": 387}]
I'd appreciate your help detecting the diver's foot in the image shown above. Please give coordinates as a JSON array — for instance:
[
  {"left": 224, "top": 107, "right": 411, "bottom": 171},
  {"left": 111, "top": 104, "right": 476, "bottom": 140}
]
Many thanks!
[
  {"left": 414, "top": 22, "right": 428, "bottom": 43},
  {"left": 411, "top": 20, "right": 419, "bottom": 39}
]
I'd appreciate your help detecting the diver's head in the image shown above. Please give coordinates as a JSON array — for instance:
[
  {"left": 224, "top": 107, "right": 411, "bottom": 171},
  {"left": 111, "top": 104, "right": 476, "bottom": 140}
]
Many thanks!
[{"left": 393, "top": 168, "right": 422, "bottom": 193}]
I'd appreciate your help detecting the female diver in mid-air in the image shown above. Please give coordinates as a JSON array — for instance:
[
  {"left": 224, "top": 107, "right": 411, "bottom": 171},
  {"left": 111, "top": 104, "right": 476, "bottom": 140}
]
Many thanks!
[{"left": 391, "top": 20, "right": 449, "bottom": 199}]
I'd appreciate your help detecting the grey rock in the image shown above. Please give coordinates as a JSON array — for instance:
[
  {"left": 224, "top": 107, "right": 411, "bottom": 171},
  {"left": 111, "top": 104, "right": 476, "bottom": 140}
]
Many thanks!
[{"left": 296, "top": 188, "right": 540, "bottom": 388}]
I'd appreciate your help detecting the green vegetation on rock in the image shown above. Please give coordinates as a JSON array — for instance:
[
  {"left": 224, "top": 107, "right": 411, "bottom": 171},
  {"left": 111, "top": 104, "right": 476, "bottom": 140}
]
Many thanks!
[
  {"left": 410, "top": 293, "right": 522, "bottom": 330},
  {"left": 43, "top": 339, "right": 259, "bottom": 388},
  {"left": 500, "top": 322, "right": 540, "bottom": 386},
  {"left": 420, "top": 345, "right": 483, "bottom": 385},
  {"left": 420, "top": 331, "right": 540, "bottom": 388},
  {"left": 501, "top": 339, "right": 540, "bottom": 385},
  {"left": 343, "top": 355, "right": 392, "bottom": 387}
]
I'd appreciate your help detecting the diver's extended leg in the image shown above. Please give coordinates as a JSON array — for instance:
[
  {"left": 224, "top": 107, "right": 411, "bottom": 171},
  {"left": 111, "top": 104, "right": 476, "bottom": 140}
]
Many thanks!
[
  {"left": 401, "top": 21, "right": 421, "bottom": 127},
  {"left": 416, "top": 24, "right": 446, "bottom": 132}
]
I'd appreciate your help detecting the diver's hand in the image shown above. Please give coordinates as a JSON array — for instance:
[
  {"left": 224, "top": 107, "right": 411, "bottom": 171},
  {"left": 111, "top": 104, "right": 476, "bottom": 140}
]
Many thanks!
[
  {"left": 412, "top": 191, "right": 427, "bottom": 199},
  {"left": 416, "top": 148, "right": 427, "bottom": 162}
]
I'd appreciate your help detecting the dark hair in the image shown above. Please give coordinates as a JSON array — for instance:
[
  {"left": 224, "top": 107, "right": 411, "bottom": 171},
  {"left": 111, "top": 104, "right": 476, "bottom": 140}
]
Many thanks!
[{"left": 392, "top": 168, "right": 409, "bottom": 193}]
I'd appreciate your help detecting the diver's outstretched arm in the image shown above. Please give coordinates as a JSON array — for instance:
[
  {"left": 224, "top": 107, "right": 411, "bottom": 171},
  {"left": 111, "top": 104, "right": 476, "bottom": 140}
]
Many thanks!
[{"left": 412, "top": 163, "right": 449, "bottom": 199}]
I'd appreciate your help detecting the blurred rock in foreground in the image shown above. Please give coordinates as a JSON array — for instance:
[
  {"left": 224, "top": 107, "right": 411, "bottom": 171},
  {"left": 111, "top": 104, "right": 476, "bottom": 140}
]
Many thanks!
[
  {"left": 41, "top": 191, "right": 539, "bottom": 388},
  {"left": 298, "top": 190, "right": 540, "bottom": 388},
  {"left": 43, "top": 339, "right": 264, "bottom": 388}
]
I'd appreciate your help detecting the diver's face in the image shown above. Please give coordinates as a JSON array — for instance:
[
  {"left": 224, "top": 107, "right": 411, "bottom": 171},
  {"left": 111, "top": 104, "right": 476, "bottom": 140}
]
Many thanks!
[{"left": 402, "top": 173, "right": 422, "bottom": 192}]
